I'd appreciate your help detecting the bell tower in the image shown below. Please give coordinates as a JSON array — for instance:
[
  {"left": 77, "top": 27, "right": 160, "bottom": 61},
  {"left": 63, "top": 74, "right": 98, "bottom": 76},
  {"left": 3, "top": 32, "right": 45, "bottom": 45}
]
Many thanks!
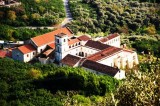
[{"left": 55, "top": 33, "right": 69, "bottom": 62}]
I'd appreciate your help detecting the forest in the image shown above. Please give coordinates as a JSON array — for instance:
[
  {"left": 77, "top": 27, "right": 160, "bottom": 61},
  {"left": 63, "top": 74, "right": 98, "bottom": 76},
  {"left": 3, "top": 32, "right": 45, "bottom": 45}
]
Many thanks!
[
  {"left": 68, "top": 0, "right": 160, "bottom": 35},
  {"left": 0, "top": 57, "right": 159, "bottom": 106},
  {"left": 0, "top": 58, "right": 119, "bottom": 105},
  {"left": 0, "top": 0, "right": 65, "bottom": 26},
  {"left": 0, "top": 0, "right": 65, "bottom": 41}
]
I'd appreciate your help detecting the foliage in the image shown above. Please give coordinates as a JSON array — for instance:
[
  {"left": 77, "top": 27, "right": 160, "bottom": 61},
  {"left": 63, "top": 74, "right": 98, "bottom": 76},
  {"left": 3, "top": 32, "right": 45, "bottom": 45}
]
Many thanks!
[
  {"left": 114, "top": 68, "right": 160, "bottom": 106},
  {"left": 0, "top": 25, "right": 52, "bottom": 40},
  {"left": 0, "top": 58, "right": 119, "bottom": 105},
  {"left": 132, "top": 39, "right": 160, "bottom": 57},
  {"left": 0, "top": 0, "right": 65, "bottom": 26},
  {"left": 68, "top": 0, "right": 160, "bottom": 35},
  {"left": 29, "top": 68, "right": 42, "bottom": 79}
]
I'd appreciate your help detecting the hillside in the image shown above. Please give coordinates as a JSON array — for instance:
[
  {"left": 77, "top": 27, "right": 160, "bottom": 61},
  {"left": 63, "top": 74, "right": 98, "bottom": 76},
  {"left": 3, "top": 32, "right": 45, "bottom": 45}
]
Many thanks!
[
  {"left": 68, "top": 0, "right": 160, "bottom": 35},
  {"left": 0, "top": 0, "right": 65, "bottom": 26},
  {"left": 0, "top": 0, "right": 160, "bottom": 105}
]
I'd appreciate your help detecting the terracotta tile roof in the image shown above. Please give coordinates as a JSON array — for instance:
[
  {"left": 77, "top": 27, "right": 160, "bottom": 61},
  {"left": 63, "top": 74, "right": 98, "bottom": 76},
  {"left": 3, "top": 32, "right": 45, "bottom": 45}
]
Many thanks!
[
  {"left": 77, "top": 35, "right": 91, "bottom": 41},
  {"left": 31, "top": 27, "right": 73, "bottom": 47},
  {"left": 0, "top": 50, "right": 12, "bottom": 58},
  {"left": 43, "top": 49, "right": 54, "bottom": 57},
  {"left": 87, "top": 47, "right": 122, "bottom": 61},
  {"left": 61, "top": 54, "right": 82, "bottom": 66},
  {"left": 68, "top": 38, "right": 80, "bottom": 46},
  {"left": 99, "top": 33, "right": 119, "bottom": 43},
  {"left": 47, "top": 43, "right": 55, "bottom": 49},
  {"left": 85, "top": 40, "right": 110, "bottom": 50},
  {"left": 18, "top": 44, "right": 36, "bottom": 54},
  {"left": 82, "top": 60, "right": 119, "bottom": 77},
  {"left": 0, "top": 50, "right": 7, "bottom": 58}
]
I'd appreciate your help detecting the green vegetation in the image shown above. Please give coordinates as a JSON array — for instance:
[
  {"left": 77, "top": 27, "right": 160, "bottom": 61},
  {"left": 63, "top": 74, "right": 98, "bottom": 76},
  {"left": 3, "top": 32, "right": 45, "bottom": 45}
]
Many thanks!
[
  {"left": 0, "top": 57, "right": 159, "bottom": 105},
  {"left": 0, "top": 0, "right": 160, "bottom": 105},
  {"left": 0, "top": 58, "right": 119, "bottom": 105},
  {"left": 68, "top": 0, "right": 160, "bottom": 35},
  {"left": 0, "top": 25, "right": 52, "bottom": 41},
  {"left": 132, "top": 39, "right": 160, "bottom": 57},
  {"left": 0, "top": 0, "right": 65, "bottom": 26}
]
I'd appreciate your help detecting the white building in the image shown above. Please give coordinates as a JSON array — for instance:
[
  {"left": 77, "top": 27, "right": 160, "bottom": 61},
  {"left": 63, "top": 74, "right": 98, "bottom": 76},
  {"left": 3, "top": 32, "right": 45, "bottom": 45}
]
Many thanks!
[
  {"left": 12, "top": 27, "right": 73, "bottom": 62},
  {"left": 12, "top": 44, "right": 36, "bottom": 62},
  {"left": 12, "top": 27, "right": 139, "bottom": 79}
]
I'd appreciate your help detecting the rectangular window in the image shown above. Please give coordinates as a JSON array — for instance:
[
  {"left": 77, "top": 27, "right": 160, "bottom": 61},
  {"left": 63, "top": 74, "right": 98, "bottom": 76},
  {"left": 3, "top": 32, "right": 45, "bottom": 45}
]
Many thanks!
[{"left": 57, "top": 39, "right": 59, "bottom": 43}]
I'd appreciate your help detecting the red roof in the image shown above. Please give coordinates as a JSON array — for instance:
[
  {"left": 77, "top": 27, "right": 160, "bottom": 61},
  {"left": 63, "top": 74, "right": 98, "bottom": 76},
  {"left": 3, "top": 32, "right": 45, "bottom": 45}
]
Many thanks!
[
  {"left": 77, "top": 35, "right": 91, "bottom": 41},
  {"left": 99, "top": 33, "right": 119, "bottom": 43},
  {"left": 43, "top": 49, "right": 54, "bottom": 56},
  {"left": 87, "top": 46, "right": 122, "bottom": 61},
  {"left": 61, "top": 54, "right": 82, "bottom": 66},
  {"left": 85, "top": 40, "right": 110, "bottom": 50},
  {"left": 0, "top": 50, "right": 7, "bottom": 58},
  {"left": 0, "top": 50, "right": 12, "bottom": 58},
  {"left": 31, "top": 27, "right": 73, "bottom": 47},
  {"left": 48, "top": 43, "right": 55, "bottom": 49},
  {"left": 68, "top": 38, "right": 80, "bottom": 46},
  {"left": 82, "top": 60, "right": 119, "bottom": 76},
  {"left": 18, "top": 44, "right": 36, "bottom": 54}
]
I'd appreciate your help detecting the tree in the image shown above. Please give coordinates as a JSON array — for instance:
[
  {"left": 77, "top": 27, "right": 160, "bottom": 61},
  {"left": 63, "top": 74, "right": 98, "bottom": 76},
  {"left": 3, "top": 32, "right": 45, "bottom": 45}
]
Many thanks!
[
  {"left": 28, "top": 68, "right": 42, "bottom": 79},
  {"left": 7, "top": 10, "right": 17, "bottom": 21},
  {"left": 31, "top": 13, "right": 41, "bottom": 20},
  {"left": 145, "top": 25, "right": 157, "bottom": 35},
  {"left": 21, "top": 14, "right": 28, "bottom": 20},
  {"left": 114, "top": 71, "right": 160, "bottom": 106}
]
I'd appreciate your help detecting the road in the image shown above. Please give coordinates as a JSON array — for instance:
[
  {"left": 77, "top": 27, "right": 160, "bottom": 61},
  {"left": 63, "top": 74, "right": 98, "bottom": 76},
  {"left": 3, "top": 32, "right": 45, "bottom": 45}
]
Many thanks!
[
  {"left": 61, "top": 0, "right": 73, "bottom": 27},
  {"left": 15, "top": 0, "right": 73, "bottom": 29}
]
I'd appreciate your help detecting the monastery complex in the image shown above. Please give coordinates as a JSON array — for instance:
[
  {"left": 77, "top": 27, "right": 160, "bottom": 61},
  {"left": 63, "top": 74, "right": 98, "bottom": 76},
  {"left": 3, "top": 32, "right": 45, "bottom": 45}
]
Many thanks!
[{"left": 12, "top": 27, "right": 139, "bottom": 79}]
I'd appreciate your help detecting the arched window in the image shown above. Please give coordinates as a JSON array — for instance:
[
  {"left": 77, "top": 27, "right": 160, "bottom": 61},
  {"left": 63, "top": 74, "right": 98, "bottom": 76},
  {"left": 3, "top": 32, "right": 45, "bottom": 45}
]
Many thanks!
[{"left": 64, "top": 39, "right": 66, "bottom": 42}]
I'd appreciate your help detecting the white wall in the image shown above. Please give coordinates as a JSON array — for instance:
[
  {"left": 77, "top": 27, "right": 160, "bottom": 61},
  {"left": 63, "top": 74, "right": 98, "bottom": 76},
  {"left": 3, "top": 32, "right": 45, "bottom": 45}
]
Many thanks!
[
  {"left": 37, "top": 45, "right": 47, "bottom": 54},
  {"left": 98, "top": 51, "right": 122, "bottom": 67},
  {"left": 98, "top": 50, "right": 139, "bottom": 69},
  {"left": 104, "top": 36, "right": 120, "bottom": 48},
  {"left": 23, "top": 51, "right": 36, "bottom": 62},
  {"left": 114, "top": 70, "right": 126, "bottom": 79}
]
